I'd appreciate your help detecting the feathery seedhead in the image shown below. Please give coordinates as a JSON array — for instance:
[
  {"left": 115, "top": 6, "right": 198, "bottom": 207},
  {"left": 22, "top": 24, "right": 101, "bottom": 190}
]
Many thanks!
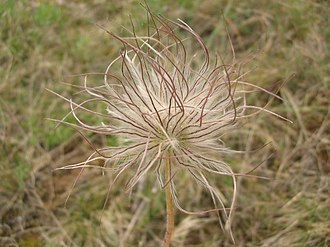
[{"left": 55, "top": 5, "right": 290, "bottom": 242}]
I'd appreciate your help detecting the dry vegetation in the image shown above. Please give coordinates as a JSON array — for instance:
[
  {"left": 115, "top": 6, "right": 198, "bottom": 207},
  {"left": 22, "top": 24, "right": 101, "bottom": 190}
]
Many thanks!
[{"left": 0, "top": 0, "right": 329, "bottom": 246}]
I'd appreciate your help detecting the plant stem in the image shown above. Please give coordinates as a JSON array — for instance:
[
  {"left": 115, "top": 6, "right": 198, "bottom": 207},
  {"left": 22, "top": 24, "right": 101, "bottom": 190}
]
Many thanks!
[{"left": 162, "top": 156, "right": 174, "bottom": 247}]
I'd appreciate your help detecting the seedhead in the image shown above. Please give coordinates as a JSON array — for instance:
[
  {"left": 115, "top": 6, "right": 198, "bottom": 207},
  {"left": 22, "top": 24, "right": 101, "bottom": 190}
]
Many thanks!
[{"left": 52, "top": 5, "right": 290, "bottom": 246}]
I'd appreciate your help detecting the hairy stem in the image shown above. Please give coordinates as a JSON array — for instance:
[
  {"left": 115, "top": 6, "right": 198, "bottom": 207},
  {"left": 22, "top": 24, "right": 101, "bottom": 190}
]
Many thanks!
[{"left": 162, "top": 156, "right": 174, "bottom": 247}]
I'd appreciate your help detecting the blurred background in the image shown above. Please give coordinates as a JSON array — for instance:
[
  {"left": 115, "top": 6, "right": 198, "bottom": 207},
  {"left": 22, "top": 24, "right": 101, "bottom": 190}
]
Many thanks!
[{"left": 0, "top": 0, "right": 329, "bottom": 246}]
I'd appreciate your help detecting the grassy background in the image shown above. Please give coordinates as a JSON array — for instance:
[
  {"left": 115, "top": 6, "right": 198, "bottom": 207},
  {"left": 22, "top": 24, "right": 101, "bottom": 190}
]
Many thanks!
[{"left": 0, "top": 0, "right": 329, "bottom": 246}]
